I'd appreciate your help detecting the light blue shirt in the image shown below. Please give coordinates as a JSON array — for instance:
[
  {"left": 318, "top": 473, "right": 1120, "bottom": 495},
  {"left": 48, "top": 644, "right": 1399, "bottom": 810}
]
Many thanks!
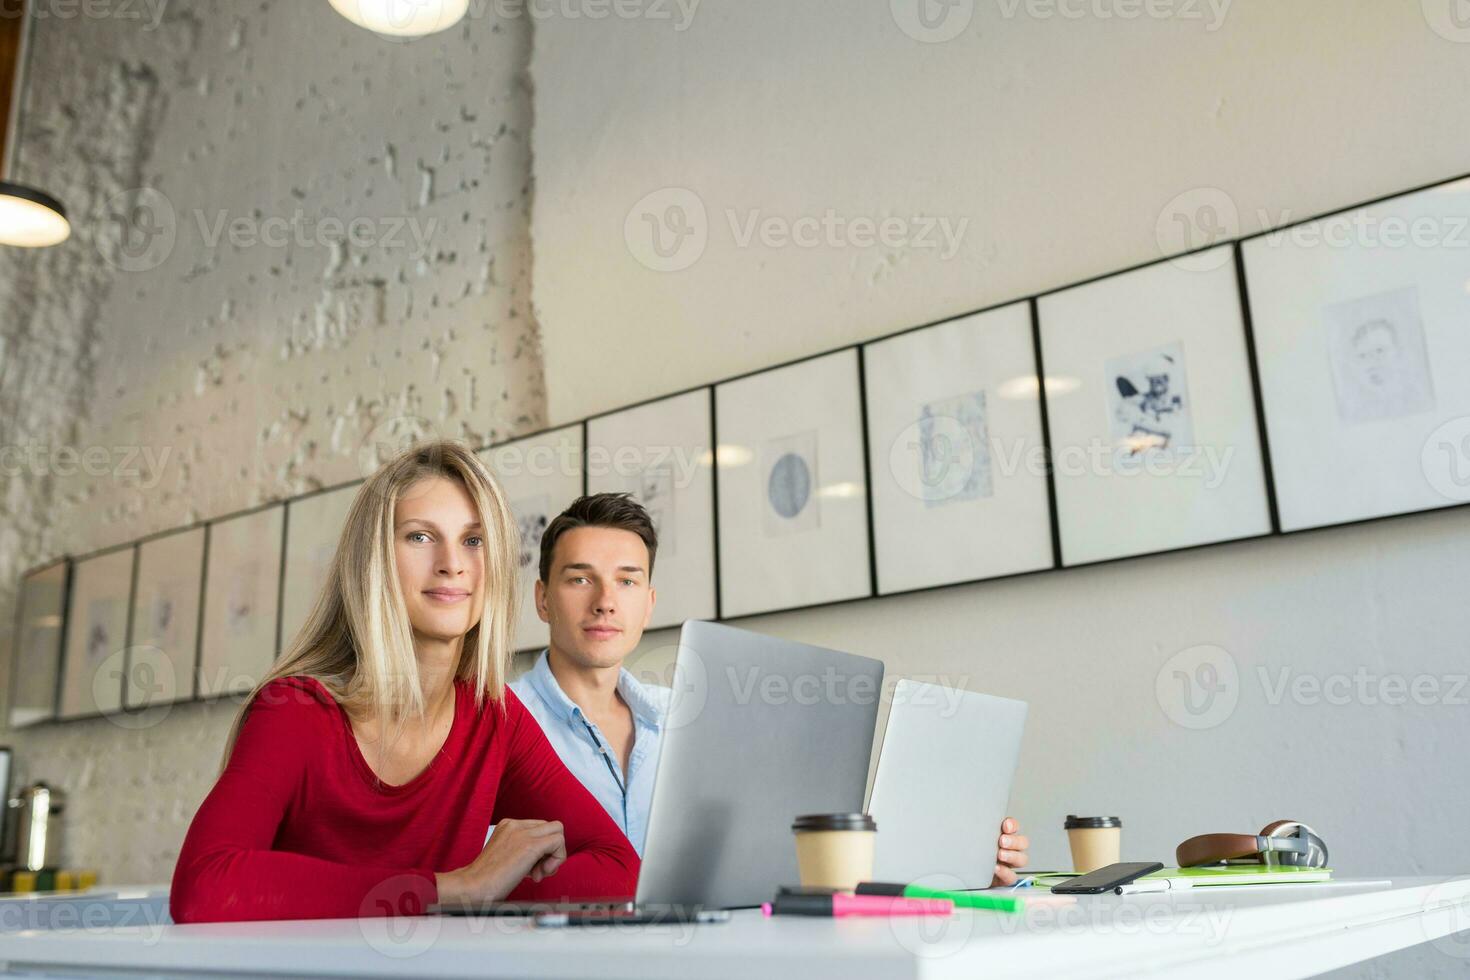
[{"left": 508, "top": 650, "right": 670, "bottom": 857}]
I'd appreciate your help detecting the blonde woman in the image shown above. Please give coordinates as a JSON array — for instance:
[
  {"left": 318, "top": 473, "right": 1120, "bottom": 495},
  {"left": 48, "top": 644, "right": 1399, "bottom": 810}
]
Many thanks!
[{"left": 170, "top": 442, "right": 638, "bottom": 922}]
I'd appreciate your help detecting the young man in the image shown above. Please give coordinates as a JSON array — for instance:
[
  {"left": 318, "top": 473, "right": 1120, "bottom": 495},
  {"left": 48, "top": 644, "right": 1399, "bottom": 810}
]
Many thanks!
[
  {"left": 509, "top": 493, "right": 669, "bottom": 857},
  {"left": 510, "top": 493, "right": 1030, "bottom": 883}
]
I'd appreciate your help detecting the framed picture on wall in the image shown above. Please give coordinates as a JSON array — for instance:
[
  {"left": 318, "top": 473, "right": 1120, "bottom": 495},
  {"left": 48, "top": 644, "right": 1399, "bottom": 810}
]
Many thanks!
[
  {"left": 715, "top": 349, "right": 872, "bottom": 618},
  {"left": 199, "top": 505, "right": 285, "bottom": 698},
  {"left": 1037, "top": 245, "right": 1273, "bottom": 566},
  {"left": 126, "top": 527, "right": 206, "bottom": 709},
  {"left": 280, "top": 483, "right": 359, "bottom": 654},
  {"left": 9, "top": 560, "right": 71, "bottom": 729},
  {"left": 58, "top": 546, "right": 136, "bottom": 719},
  {"left": 863, "top": 302, "right": 1055, "bottom": 595},
  {"left": 587, "top": 389, "right": 717, "bottom": 629},
  {"left": 480, "top": 425, "right": 585, "bottom": 652},
  {"left": 1243, "top": 178, "right": 1470, "bottom": 531}
]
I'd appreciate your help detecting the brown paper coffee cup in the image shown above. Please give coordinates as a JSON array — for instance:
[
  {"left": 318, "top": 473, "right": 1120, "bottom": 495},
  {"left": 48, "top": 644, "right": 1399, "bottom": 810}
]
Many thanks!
[
  {"left": 792, "top": 813, "right": 877, "bottom": 891},
  {"left": 1065, "top": 815, "right": 1122, "bottom": 873}
]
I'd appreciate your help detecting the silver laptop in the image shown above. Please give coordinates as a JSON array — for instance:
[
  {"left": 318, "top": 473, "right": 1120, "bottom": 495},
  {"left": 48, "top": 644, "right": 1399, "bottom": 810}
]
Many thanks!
[
  {"left": 636, "top": 621, "right": 884, "bottom": 909},
  {"left": 866, "top": 679, "right": 1027, "bottom": 888}
]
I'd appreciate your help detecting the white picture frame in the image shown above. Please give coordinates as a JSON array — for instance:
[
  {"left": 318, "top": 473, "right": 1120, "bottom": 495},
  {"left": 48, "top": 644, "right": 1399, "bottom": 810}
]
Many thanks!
[
  {"left": 864, "top": 302, "right": 1055, "bottom": 594},
  {"left": 1243, "top": 178, "right": 1470, "bottom": 531},
  {"left": 9, "top": 561, "right": 70, "bottom": 729},
  {"left": 715, "top": 350, "right": 872, "bottom": 618},
  {"left": 280, "top": 484, "right": 359, "bottom": 655},
  {"left": 58, "top": 547, "right": 136, "bottom": 719},
  {"left": 127, "top": 527, "right": 205, "bottom": 709},
  {"left": 199, "top": 505, "right": 285, "bottom": 698},
  {"left": 587, "top": 389, "right": 717, "bottom": 630},
  {"left": 1038, "top": 245, "right": 1272, "bottom": 565},
  {"left": 480, "top": 425, "right": 585, "bottom": 652}
]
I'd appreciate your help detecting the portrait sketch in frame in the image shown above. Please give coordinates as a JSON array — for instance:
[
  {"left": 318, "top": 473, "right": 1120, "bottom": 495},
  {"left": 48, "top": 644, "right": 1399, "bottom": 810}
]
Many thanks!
[{"left": 1244, "top": 178, "right": 1470, "bottom": 530}]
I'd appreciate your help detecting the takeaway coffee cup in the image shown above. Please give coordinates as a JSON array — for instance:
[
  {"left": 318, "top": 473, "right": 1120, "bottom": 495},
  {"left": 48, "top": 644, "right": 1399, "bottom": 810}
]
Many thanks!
[
  {"left": 791, "top": 813, "right": 877, "bottom": 891},
  {"left": 1065, "top": 815, "right": 1122, "bottom": 873}
]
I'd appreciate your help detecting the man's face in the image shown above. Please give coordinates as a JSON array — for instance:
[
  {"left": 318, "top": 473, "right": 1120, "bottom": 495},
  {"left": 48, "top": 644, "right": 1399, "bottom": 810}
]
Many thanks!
[
  {"left": 1146, "top": 373, "right": 1171, "bottom": 398},
  {"left": 535, "top": 525, "right": 656, "bottom": 670},
  {"left": 1353, "top": 324, "right": 1398, "bottom": 387}
]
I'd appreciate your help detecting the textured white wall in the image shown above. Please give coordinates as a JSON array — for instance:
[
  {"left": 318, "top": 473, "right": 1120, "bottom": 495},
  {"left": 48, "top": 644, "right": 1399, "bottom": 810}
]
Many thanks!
[
  {"left": 531, "top": 2, "right": 1470, "bottom": 975},
  {"left": 0, "top": 0, "right": 543, "bottom": 885}
]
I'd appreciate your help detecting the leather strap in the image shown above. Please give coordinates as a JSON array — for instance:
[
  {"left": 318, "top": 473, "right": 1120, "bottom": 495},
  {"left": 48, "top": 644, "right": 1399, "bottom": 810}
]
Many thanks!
[{"left": 1176, "top": 832, "right": 1263, "bottom": 868}]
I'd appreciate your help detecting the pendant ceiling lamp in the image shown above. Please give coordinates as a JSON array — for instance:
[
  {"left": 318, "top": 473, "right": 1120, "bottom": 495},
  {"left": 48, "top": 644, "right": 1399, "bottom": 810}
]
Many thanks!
[
  {"left": 0, "top": 181, "right": 68, "bottom": 248},
  {"left": 328, "top": 0, "right": 470, "bottom": 37},
  {"left": 0, "top": 5, "right": 69, "bottom": 248}
]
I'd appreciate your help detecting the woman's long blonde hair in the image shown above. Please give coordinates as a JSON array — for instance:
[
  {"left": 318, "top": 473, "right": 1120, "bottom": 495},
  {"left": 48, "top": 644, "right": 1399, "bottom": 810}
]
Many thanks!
[{"left": 221, "top": 440, "right": 521, "bottom": 766}]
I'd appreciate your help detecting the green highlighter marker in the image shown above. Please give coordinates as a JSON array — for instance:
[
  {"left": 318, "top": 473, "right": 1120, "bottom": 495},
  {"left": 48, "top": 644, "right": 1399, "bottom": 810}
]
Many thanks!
[{"left": 854, "top": 882, "right": 1024, "bottom": 913}]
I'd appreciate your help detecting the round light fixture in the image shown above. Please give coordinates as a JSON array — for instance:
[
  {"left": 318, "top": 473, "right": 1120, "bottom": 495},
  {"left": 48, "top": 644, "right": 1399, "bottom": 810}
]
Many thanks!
[
  {"left": 0, "top": 180, "right": 69, "bottom": 247},
  {"left": 328, "top": 0, "right": 470, "bottom": 37}
]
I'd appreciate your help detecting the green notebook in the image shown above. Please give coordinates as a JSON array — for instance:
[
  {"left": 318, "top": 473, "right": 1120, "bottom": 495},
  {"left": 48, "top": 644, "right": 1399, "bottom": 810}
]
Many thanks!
[
  {"left": 1027, "top": 867, "right": 1332, "bottom": 888},
  {"left": 1142, "top": 866, "right": 1333, "bottom": 886}
]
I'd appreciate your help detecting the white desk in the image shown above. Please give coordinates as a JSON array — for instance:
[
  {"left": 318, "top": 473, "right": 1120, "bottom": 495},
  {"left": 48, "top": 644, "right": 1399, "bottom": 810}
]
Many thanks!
[{"left": 0, "top": 877, "right": 1465, "bottom": 978}]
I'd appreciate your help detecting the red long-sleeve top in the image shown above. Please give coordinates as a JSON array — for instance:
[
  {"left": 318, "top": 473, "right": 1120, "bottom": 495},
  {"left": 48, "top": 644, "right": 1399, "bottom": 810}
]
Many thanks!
[{"left": 170, "top": 676, "right": 639, "bottom": 923}]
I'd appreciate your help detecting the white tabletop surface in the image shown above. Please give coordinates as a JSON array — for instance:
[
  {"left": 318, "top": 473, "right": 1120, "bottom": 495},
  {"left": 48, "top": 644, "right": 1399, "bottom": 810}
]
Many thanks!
[{"left": 0, "top": 876, "right": 1465, "bottom": 979}]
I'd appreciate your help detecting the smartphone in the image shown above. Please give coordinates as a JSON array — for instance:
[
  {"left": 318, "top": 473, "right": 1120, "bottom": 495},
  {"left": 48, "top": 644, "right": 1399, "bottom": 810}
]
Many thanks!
[
  {"left": 1050, "top": 862, "right": 1164, "bottom": 895},
  {"left": 535, "top": 909, "right": 731, "bottom": 928}
]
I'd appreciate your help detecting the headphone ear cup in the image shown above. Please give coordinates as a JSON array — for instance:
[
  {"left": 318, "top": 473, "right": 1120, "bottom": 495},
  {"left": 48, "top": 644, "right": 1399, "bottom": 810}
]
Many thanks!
[
  {"left": 1259, "top": 821, "right": 1329, "bottom": 868},
  {"left": 1299, "top": 829, "right": 1329, "bottom": 868}
]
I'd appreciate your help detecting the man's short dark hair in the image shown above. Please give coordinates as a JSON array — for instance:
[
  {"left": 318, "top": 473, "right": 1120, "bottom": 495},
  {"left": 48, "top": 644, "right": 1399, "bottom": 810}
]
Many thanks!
[{"left": 538, "top": 493, "right": 658, "bottom": 582}]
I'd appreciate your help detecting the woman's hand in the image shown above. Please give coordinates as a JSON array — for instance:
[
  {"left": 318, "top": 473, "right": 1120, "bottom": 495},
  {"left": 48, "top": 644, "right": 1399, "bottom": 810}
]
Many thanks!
[{"left": 435, "top": 819, "right": 566, "bottom": 906}]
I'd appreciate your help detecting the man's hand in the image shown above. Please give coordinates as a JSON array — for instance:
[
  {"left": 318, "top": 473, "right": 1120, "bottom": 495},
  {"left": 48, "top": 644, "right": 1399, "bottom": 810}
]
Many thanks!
[
  {"left": 990, "top": 816, "right": 1029, "bottom": 887},
  {"left": 435, "top": 818, "right": 567, "bottom": 906}
]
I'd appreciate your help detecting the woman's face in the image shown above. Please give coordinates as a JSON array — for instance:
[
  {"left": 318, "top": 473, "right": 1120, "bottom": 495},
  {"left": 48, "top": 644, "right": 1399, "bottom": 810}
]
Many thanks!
[{"left": 393, "top": 475, "right": 487, "bottom": 648}]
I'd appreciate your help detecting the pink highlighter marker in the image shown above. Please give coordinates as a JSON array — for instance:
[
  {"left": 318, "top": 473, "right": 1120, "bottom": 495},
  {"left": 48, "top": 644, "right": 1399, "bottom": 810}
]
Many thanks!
[{"left": 762, "top": 894, "right": 954, "bottom": 917}]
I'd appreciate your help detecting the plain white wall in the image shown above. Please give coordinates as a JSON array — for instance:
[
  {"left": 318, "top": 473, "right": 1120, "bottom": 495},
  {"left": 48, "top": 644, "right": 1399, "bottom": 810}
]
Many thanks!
[{"left": 530, "top": 2, "right": 1470, "bottom": 974}]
